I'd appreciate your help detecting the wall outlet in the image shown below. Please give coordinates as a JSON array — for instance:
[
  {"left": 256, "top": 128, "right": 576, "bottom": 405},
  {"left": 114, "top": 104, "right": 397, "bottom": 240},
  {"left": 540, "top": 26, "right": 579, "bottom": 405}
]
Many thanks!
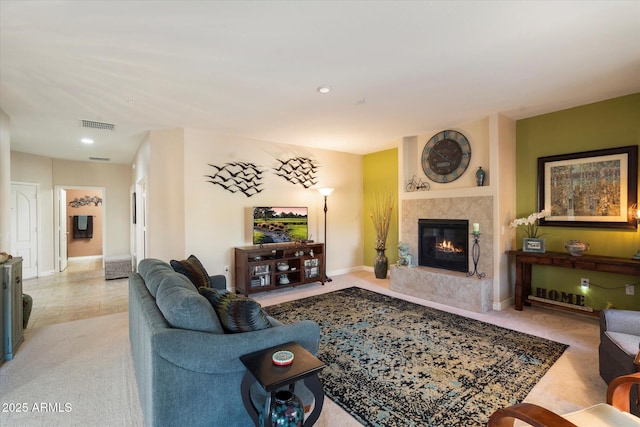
[
  {"left": 224, "top": 265, "right": 230, "bottom": 273},
  {"left": 626, "top": 284, "right": 635, "bottom": 296},
  {"left": 580, "top": 278, "right": 589, "bottom": 288}
]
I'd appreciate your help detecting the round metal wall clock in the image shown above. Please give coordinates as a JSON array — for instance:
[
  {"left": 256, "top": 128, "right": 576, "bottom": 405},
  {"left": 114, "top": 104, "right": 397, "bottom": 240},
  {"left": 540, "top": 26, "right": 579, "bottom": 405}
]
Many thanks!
[{"left": 421, "top": 130, "right": 471, "bottom": 183}]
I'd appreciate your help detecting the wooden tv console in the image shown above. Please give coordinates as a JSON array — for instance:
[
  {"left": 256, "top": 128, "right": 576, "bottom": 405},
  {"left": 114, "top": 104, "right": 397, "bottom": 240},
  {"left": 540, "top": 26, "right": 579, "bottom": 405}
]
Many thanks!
[{"left": 234, "top": 243, "right": 325, "bottom": 296}]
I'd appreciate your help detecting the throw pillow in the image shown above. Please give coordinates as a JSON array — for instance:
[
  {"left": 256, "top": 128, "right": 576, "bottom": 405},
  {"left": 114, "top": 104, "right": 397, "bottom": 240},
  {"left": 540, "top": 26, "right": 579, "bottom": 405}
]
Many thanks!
[
  {"left": 170, "top": 255, "right": 213, "bottom": 289},
  {"left": 199, "top": 287, "right": 272, "bottom": 333}
]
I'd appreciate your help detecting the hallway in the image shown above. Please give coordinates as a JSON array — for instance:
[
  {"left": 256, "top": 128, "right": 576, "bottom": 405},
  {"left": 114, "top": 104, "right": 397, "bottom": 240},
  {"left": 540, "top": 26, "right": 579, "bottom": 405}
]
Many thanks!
[{"left": 22, "top": 259, "right": 129, "bottom": 329}]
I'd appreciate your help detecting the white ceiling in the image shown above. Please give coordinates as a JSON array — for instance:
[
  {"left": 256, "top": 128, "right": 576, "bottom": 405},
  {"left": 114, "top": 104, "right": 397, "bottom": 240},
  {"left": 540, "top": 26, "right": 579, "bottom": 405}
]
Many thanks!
[{"left": 1, "top": 1, "right": 639, "bottom": 164}]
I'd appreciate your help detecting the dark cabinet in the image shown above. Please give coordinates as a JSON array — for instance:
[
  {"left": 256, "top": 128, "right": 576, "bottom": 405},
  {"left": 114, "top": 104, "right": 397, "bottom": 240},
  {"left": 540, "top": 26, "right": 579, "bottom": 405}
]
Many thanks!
[
  {"left": 3, "top": 257, "right": 23, "bottom": 361},
  {"left": 234, "top": 243, "right": 325, "bottom": 296}
]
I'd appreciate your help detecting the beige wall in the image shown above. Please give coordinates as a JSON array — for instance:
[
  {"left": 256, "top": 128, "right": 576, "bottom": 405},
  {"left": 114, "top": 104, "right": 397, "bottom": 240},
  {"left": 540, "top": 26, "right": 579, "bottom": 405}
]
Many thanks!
[
  {"left": 53, "top": 159, "right": 132, "bottom": 258},
  {"left": 492, "top": 114, "right": 517, "bottom": 308},
  {"left": 9, "top": 152, "right": 132, "bottom": 275},
  {"left": 132, "top": 129, "right": 186, "bottom": 262},
  {"left": 0, "top": 109, "right": 11, "bottom": 253},
  {"left": 134, "top": 128, "right": 364, "bottom": 289}
]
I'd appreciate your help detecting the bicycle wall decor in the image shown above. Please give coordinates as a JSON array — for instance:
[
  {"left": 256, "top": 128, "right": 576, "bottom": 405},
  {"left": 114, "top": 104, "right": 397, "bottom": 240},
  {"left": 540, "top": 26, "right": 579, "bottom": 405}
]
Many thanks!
[{"left": 406, "top": 175, "right": 430, "bottom": 192}]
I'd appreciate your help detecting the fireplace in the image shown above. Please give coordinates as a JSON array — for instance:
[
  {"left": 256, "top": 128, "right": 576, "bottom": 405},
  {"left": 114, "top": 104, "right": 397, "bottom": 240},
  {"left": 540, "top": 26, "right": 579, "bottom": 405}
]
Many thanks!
[{"left": 418, "top": 219, "right": 469, "bottom": 272}]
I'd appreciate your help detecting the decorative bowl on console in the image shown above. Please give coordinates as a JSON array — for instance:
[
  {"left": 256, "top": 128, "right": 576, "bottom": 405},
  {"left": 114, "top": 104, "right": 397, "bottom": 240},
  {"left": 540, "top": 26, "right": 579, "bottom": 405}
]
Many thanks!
[
  {"left": 276, "top": 262, "right": 289, "bottom": 271},
  {"left": 565, "top": 240, "right": 589, "bottom": 256}
]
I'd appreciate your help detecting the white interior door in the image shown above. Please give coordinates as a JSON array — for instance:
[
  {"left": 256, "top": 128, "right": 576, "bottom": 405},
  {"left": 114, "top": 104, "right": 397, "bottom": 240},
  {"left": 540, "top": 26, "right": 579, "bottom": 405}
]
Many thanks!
[
  {"left": 58, "top": 188, "right": 68, "bottom": 271},
  {"left": 10, "top": 183, "right": 38, "bottom": 278}
]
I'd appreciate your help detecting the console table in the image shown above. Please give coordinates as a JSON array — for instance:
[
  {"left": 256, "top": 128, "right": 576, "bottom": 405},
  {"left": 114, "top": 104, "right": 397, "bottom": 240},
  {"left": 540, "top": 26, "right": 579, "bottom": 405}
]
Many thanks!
[{"left": 507, "top": 250, "right": 640, "bottom": 316}]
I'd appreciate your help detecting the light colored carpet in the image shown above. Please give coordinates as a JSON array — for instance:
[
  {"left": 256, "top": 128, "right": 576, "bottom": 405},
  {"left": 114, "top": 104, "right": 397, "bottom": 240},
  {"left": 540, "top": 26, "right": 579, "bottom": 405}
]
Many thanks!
[
  {"left": 0, "top": 312, "right": 143, "bottom": 426},
  {"left": 1, "top": 273, "right": 605, "bottom": 426}
]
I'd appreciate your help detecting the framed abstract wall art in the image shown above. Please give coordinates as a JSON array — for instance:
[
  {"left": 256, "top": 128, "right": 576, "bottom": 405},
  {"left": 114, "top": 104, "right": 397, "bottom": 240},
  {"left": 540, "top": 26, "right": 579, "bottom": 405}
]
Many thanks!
[{"left": 537, "top": 145, "right": 638, "bottom": 229}]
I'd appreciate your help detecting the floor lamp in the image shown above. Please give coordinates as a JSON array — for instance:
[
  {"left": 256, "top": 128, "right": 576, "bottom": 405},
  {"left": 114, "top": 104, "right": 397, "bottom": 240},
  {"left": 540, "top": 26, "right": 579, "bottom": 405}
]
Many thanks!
[{"left": 318, "top": 188, "right": 334, "bottom": 282}]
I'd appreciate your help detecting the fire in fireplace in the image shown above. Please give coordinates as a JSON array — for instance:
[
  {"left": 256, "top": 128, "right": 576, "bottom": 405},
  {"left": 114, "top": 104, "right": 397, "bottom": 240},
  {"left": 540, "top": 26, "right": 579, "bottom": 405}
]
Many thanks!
[{"left": 418, "top": 219, "right": 469, "bottom": 272}]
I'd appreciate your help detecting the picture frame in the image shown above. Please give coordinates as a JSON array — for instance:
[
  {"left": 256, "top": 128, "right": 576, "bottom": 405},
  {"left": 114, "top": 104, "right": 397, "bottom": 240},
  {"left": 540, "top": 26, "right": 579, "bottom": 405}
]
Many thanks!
[
  {"left": 537, "top": 145, "right": 638, "bottom": 229},
  {"left": 523, "top": 238, "right": 546, "bottom": 253}
]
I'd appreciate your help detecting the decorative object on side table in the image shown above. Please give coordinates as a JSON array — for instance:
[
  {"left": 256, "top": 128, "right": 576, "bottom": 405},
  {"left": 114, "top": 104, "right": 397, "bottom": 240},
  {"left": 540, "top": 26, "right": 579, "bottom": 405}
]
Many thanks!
[
  {"left": 272, "top": 350, "right": 294, "bottom": 366},
  {"left": 564, "top": 240, "right": 590, "bottom": 256},
  {"left": 370, "top": 191, "right": 395, "bottom": 279},
  {"left": 240, "top": 342, "right": 326, "bottom": 427},
  {"left": 260, "top": 390, "right": 304, "bottom": 427},
  {"left": 475, "top": 166, "right": 486, "bottom": 186},
  {"left": 0, "top": 251, "right": 12, "bottom": 264},
  {"left": 510, "top": 209, "right": 550, "bottom": 253}
]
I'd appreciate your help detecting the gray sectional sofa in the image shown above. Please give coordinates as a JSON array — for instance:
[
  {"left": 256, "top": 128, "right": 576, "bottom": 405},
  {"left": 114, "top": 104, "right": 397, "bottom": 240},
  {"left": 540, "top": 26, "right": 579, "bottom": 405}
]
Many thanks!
[{"left": 129, "top": 258, "right": 321, "bottom": 427}]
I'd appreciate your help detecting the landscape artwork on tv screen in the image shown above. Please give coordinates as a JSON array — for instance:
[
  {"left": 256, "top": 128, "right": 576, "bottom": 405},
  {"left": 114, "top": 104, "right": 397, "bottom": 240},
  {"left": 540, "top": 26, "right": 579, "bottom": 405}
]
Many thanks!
[{"left": 253, "top": 207, "right": 308, "bottom": 245}]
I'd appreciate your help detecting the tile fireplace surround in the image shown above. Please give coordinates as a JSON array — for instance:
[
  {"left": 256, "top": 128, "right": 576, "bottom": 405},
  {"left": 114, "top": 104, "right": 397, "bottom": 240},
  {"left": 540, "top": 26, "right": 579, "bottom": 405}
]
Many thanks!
[{"left": 391, "top": 196, "right": 494, "bottom": 313}]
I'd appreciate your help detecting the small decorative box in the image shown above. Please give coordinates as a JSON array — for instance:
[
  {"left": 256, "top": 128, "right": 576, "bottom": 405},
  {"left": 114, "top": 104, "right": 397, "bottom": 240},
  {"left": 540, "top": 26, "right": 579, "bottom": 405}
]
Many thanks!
[{"left": 272, "top": 350, "right": 294, "bottom": 366}]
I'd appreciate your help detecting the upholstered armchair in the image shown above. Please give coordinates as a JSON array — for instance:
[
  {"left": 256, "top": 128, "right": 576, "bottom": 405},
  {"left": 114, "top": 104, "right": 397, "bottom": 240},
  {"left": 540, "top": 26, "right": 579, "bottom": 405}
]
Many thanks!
[
  {"left": 488, "top": 373, "right": 640, "bottom": 426},
  {"left": 599, "top": 308, "right": 640, "bottom": 416}
]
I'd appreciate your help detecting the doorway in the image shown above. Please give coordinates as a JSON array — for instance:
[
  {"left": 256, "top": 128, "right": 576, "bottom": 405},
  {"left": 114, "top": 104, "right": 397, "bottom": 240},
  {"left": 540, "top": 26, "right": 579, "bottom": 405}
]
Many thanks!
[{"left": 55, "top": 186, "right": 106, "bottom": 272}]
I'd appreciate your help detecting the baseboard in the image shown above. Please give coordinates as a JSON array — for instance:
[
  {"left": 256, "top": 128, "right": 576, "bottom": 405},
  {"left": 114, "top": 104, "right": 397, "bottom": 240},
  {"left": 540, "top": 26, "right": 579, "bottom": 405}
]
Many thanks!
[
  {"left": 68, "top": 255, "right": 103, "bottom": 261},
  {"left": 493, "top": 297, "right": 514, "bottom": 311},
  {"left": 328, "top": 266, "right": 365, "bottom": 276},
  {"left": 38, "top": 270, "right": 56, "bottom": 277}
]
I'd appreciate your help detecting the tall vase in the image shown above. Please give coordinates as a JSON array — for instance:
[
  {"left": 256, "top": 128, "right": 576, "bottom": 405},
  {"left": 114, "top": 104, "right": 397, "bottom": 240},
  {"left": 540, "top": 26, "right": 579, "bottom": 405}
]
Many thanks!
[
  {"left": 260, "top": 389, "right": 304, "bottom": 427},
  {"left": 475, "top": 166, "right": 486, "bottom": 186},
  {"left": 374, "top": 248, "right": 388, "bottom": 279}
]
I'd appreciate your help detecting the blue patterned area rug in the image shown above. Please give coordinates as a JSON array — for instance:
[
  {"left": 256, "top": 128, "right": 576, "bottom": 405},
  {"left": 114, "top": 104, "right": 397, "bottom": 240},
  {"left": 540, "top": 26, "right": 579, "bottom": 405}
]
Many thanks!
[{"left": 264, "top": 287, "right": 568, "bottom": 427}]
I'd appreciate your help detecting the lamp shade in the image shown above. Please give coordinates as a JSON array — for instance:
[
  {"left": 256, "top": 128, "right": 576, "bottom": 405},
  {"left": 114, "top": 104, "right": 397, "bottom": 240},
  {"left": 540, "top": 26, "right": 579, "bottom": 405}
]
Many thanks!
[{"left": 317, "top": 188, "right": 334, "bottom": 197}]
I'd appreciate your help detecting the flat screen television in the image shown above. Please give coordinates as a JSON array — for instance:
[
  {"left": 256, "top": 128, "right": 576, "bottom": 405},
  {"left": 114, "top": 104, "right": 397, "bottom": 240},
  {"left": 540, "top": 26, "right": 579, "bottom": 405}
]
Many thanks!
[{"left": 253, "top": 206, "right": 308, "bottom": 245}]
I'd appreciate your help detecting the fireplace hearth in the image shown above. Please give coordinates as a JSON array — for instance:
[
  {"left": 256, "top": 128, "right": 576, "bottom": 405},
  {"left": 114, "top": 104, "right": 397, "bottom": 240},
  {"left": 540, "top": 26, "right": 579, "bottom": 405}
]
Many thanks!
[{"left": 418, "top": 219, "right": 469, "bottom": 272}]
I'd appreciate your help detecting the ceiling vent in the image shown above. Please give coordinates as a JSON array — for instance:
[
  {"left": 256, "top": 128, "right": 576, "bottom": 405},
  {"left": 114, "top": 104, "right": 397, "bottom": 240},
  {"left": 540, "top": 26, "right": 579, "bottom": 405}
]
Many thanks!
[
  {"left": 89, "top": 157, "right": 111, "bottom": 162},
  {"left": 80, "top": 119, "right": 116, "bottom": 131}
]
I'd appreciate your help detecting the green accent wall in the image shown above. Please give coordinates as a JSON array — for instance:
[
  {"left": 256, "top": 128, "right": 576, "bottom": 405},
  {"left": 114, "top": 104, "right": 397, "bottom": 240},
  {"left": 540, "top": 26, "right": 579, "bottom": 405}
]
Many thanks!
[
  {"left": 363, "top": 148, "right": 399, "bottom": 267},
  {"left": 516, "top": 93, "right": 640, "bottom": 310}
]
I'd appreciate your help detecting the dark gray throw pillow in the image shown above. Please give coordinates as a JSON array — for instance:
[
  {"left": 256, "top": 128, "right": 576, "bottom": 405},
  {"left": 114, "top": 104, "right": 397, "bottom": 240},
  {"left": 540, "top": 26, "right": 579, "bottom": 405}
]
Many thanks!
[
  {"left": 170, "top": 255, "right": 213, "bottom": 289},
  {"left": 199, "top": 287, "right": 272, "bottom": 333}
]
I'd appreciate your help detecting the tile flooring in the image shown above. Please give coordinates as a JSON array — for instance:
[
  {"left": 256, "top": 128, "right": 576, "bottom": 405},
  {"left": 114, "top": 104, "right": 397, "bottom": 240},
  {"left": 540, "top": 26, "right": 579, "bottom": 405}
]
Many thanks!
[{"left": 22, "top": 259, "right": 129, "bottom": 329}]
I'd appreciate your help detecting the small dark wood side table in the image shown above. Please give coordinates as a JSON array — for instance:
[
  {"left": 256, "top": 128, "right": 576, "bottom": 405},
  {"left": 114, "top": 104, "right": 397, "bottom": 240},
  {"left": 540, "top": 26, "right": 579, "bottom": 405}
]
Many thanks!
[{"left": 240, "top": 342, "right": 326, "bottom": 427}]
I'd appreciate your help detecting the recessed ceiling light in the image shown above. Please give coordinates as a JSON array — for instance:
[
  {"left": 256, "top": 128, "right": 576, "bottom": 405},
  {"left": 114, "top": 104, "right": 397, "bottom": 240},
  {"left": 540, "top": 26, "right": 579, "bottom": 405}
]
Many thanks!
[
  {"left": 81, "top": 138, "right": 94, "bottom": 144},
  {"left": 317, "top": 85, "right": 331, "bottom": 94}
]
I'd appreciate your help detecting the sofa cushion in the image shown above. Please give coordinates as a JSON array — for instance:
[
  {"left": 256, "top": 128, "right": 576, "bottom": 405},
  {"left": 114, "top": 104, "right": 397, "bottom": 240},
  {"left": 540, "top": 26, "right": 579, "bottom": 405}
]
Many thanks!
[
  {"left": 199, "top": 287, "right": 271, "bottom": 333},
  {"left": 606, "top": 331, "right": 640, "bottom": 355},
  {"left": 138, "top": 258, "right": 175, "bottom": 297},
  {"left": 156, "top": 278, "right": 223, "bottom": 333},
  {"left": 170, "top": 255, "right": 213, "bottom": 289}
]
